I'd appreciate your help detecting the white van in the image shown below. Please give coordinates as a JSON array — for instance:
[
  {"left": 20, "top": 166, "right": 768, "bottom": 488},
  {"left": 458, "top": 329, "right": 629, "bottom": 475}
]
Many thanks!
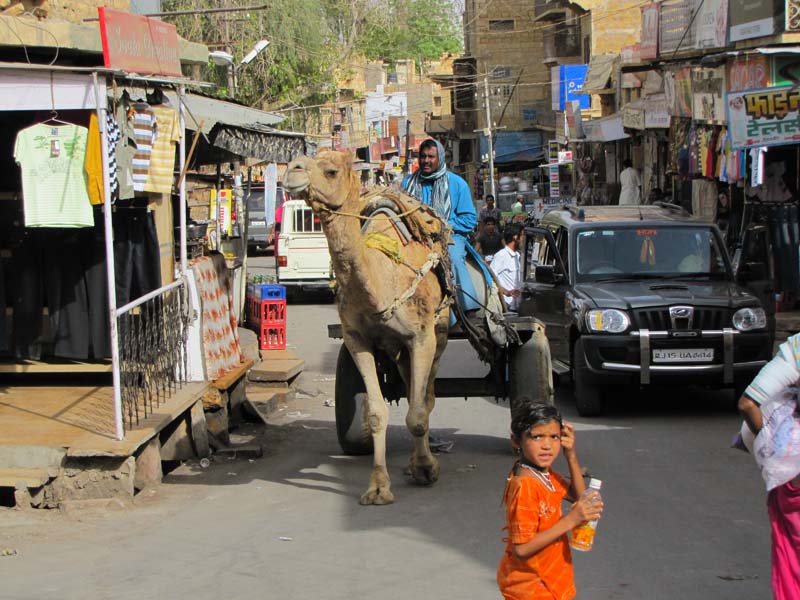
[{"left": 275, "top": 199, "right": 333, "bottom": 292}]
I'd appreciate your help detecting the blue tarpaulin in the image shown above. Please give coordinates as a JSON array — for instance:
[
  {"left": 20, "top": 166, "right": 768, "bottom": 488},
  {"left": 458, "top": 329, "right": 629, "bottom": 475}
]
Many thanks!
[{"left": 480, "top": 130, "right": 544, "bottom": 164}]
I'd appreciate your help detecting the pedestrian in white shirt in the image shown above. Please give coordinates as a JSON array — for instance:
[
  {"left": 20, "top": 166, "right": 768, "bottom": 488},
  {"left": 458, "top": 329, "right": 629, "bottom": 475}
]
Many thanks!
[
  {"left": 490, "top": 227, "right": 522, "bottom": 311},
  {"left": 618, "top": 159, "right": 641, "bottom": 205}
]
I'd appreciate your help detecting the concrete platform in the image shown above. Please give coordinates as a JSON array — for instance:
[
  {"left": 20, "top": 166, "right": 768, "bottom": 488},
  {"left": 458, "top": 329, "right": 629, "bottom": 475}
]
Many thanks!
[
  {"left": 249, "top": 349, "right": 305, "bottom": 383},
  {"left": 0, "top": 382, "right": 210, "bottom": 462}
]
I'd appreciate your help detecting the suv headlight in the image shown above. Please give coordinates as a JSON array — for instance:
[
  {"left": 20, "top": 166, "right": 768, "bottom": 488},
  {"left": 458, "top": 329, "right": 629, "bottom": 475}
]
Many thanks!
[
  {"left": 732, "top": 307, "right": 767, "bottom": 331},
  {"left": 586, "top": 309, "right": 630, "bottom": 333}
]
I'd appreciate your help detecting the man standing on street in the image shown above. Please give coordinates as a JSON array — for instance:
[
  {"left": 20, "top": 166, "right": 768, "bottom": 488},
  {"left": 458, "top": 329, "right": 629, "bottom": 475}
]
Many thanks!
[
  {"left": 511, "top": 195, "right": 524, "bottom": 214},
  {"left": 490, "top": 227, "right": 522, "bottom": 311},
  {"left": 403, "top": 139, "right": 481, "bottom": 318},
  {"left": 475, "top": 216, "right": 503, "bottom": 258},
  {"left": 479, "top": 194, "right": 501, "bottom": 230},
  {"left": 619, "top": 159, "right": 642, "bottom": 205}
]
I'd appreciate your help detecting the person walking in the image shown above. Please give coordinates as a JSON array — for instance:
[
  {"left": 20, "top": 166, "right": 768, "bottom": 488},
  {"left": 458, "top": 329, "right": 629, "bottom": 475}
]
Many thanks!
[
  {"left": 738, "top": 332, "right": 800, "bottom": 600},
  {"left": 475, "top": 216, "right": 504, "bottom": 259},
  {"left": 479, "top": 194, "right": 501, "bottom": 230},
  {"left": 497, "top": 403, "right": 603, "bottom": 600},
  {"left": 490, "top": 227, "right": 522, "bottom": 311},
  {"left": 402, "top": 139, "right": 480, "bottom": 318},
  {"left": 511, "top": 195, "right": 524, "bottom": 214},
  {"left": 618, "top": 159, "right": 642, "bottom": 206}
]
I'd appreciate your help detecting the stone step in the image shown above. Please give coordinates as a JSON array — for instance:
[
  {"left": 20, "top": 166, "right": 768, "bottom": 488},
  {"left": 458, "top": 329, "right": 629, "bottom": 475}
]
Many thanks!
[
  {"left": 243, "top": 385, "right": 294, "bottom": 424},
  {"left": 0, "top": 467, "right": 53, "bottom": 489},
  {"left": 249, "top": 349, "right": 305, "bottom": 383}
]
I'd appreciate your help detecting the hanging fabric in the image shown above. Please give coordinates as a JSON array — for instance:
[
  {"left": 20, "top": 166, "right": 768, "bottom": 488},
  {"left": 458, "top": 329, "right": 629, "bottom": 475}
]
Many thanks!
[{"left": 144, "top": 103, "right": 181, "bottom": 194}]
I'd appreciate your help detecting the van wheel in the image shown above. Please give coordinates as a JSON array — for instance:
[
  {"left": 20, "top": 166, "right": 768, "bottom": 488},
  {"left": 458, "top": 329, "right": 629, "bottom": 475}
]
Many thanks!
[
  {"left": 573, "top": 338, "right": 603, "bottom": 417},
  {"left": 335, "top": 346, "right": 374, "bottom": 455}
]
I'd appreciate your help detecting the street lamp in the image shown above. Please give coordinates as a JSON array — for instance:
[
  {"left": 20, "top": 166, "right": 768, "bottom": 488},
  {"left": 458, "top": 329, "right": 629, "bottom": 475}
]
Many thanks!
[{"left": 209, "top": 39, "right": 270, "bottom": 99}]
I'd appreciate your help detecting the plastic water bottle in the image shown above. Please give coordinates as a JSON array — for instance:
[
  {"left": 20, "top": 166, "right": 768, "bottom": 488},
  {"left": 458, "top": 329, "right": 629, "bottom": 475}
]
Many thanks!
[{"left": 569, "top": 478, "right": 602, "bottom": 552}]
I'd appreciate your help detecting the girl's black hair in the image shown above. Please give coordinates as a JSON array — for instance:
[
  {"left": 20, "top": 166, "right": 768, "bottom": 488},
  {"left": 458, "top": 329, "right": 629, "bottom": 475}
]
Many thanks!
[{"left": 510, "top": 402, "right": 563, "bottom": 441}]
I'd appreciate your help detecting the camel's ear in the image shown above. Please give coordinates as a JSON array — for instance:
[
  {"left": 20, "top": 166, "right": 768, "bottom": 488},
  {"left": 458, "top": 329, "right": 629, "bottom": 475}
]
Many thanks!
[{"left": 341, "top": 150, "right": 354, "bottom": 168}]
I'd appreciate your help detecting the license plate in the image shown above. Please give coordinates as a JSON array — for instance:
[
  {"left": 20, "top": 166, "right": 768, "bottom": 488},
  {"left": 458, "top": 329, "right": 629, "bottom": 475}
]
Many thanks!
[{"left": 653, "top": 348, "right": 714, "bottom": 363}]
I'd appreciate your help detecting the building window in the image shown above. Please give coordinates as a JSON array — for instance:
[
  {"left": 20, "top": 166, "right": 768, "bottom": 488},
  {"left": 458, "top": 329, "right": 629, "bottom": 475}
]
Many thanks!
[
  {"left": 495, "top": 84, "right": 515, "bottom": 98},
  {"left": 489, "top": 19, "right": 515, "bottom": 31},
  {"left": 490, "top": 65, "right": 513, "bottom": 79},
  {"left": 434, "top": 96, "right": 442, "bottom": 107},
  {"left": 522, "top": 106, "right": 537, "bottom": 122}
]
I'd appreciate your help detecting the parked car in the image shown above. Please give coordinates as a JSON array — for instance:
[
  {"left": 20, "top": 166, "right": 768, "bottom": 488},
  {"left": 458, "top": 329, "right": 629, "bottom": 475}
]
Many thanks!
[
  {"left": 275, "top": 198, "right": 333, "bottom": 293},
  {"left": 246, "top": 184, "right": 285, "bottom": 252},
  {"left": 520, "top": 204, "right": 773, "bottom": 416}
]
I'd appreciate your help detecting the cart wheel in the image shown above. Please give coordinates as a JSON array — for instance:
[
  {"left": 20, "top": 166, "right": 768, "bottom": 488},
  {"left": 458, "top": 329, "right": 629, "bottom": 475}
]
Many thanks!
[
  {"left": 509, "top": 322, "right": 554, "bottom": 414},
  {"left": 335, "top": 345, "right": 374, "bottom": 455},
  {"left": 573, "top": 338, "right": 603, "bottom": 417}
]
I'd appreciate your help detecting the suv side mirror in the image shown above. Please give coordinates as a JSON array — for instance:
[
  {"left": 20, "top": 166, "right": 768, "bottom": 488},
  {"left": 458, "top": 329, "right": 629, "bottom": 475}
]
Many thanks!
[{"left": 535, "top": 264, "right": 564, "bottom": 284}]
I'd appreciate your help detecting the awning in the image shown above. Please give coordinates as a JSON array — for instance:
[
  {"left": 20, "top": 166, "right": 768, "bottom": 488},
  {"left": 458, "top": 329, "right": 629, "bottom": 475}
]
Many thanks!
[
  {"left": 579, "top": 114, "right": 629, "bottom": 142},
  {"left": 166, "top": 91, "right": 285, "bottom": 133},
  {"left": 580, "top": 55, "right": 616, "bottom": 94},
  {"left": 480, "top": 130, "right": 544, "bottom": 164},
  {"left": 209, "top": 123, "right": 306, "bottom": 163}
]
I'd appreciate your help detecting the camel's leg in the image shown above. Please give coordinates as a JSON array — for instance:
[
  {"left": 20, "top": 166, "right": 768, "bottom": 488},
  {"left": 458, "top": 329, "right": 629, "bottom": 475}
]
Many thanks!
[
  {"left": 344, "top": 334, "right": 394, "bottom": 506},
  {"left": 405, "top": 330, "right": 441, "bottom": 485}
]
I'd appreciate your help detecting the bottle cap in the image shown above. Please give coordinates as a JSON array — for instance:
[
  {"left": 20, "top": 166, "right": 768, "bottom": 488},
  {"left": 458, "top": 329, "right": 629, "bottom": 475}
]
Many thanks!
[{"left": 588, "top": 478, "right": 602, "bottom": 489}]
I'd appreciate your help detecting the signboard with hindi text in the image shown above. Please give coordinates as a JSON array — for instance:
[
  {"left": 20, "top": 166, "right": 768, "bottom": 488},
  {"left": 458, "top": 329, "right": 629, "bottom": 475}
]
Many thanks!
[
  {"left": 98, "top": 7, "right": 182, "bottom": 76},
  {"left": 727, "top": 86, "right": 800, "bottom": 148}
]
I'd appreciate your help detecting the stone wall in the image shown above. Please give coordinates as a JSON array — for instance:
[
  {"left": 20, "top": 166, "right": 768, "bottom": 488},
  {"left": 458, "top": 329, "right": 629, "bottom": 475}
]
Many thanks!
[{"left": 6, "top": 1, "right": 130, "bottom": 22}]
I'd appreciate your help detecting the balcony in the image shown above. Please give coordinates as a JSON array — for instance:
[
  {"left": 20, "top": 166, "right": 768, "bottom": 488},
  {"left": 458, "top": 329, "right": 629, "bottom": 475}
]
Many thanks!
[{"left": 543, "top": 25, "right": 583, "bottom": 63}]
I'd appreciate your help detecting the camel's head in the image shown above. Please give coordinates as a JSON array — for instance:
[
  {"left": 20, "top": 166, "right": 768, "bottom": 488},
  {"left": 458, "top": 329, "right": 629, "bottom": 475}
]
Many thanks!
[{"left": 285, "top": 150, "right": 359, "bottom": 212}]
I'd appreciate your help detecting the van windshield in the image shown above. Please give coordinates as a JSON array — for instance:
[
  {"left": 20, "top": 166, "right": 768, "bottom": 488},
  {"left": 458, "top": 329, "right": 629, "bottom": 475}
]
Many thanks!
[{"left": 574, "top": 226, "right": 730, "bottom": 282}]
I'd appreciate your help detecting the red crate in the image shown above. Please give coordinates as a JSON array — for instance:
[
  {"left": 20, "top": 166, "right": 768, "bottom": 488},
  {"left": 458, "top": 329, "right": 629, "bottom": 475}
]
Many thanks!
[
  {"left": 260, "top": 324, "right": 286, "bottom": 350},
  {"left": 247, "top": 294, "right": 287, "bottom": 349}
]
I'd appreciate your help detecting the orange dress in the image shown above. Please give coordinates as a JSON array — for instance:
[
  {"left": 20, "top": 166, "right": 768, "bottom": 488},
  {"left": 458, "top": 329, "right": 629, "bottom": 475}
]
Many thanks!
[{"left": 497, "top": 469, "right": 576, "bottom": 600}]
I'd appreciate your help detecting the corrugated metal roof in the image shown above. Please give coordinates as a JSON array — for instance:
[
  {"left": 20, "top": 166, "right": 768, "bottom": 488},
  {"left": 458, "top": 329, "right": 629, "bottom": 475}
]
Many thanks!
[{"left": 166, "top": 91, "right": 285, "bottom": 133}]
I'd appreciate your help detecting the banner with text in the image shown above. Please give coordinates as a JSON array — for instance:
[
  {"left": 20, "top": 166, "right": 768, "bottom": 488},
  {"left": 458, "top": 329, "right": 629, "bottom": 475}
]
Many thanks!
[{"left": 727, "top": 86, "right": 800, "bottom": 148}]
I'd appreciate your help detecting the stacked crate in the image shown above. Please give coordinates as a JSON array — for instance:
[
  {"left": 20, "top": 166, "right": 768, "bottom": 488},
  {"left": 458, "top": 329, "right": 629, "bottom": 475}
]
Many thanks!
[{"left": 246, "top": 283, "right": 287, "bottom": 350}]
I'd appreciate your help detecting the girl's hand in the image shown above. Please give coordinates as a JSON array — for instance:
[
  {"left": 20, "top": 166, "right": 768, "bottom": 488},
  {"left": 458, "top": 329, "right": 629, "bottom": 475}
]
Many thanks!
[
  {"left": 561, "top": 422, "right": 575, "bottom": 455},
  {"left": 568, "top": 491, "right": 603, "bottom": 526}
]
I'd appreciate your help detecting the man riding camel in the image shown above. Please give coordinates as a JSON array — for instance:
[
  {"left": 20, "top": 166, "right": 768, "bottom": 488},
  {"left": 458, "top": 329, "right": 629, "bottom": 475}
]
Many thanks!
[{"left": 403, "top": 139, "right": 480, "bottom": 319}]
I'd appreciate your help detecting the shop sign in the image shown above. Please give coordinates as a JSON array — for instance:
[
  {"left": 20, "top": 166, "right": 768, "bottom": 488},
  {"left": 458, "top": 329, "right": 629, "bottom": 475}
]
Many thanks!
[
  {"left": 621, "top": 44, "right": 641, "bottom": 65},
  {"left": 551, "top": 64, "right": 590, "bottom": 111},
  {"left": 644, "top": 93, "right": 671, "bottom": 128},
  {"left": 695, "top": 0, "right": 728, "bottom": 49},
  {"left": 548, "top": 140, "right": 560, "bottom": 163},
  {"left": 726, "top": 55, "right": 769, "bottom": 91},
  {"left": 665, "top": 67, "right": 693, "bottom": 117},
  {"left": 549, "top": 164, "right": 560, "bottom": 198},
  {"left": 558, "top": 151, "right": 573, "bottom": 163},
  {"left": 692, "top": 66, "right": 726, "bottom": 123},
  {"left": 623, "top": 106, "right": 645, "bottom": 130},
  {"left": 771, "top": 55, "right": 800, "bottom": 87},
  {"left": 729, "top": 0, "right": 783, "bottom": 42},
  {"left": 98, "top": 7, "right": 182, "bottom": 77},
  {"left": 640, "top": 3, "right": 660, "bottom": 60},
  {"left": 659, "top": 0, "right": 696, "bottom": 56},
  {"left": 727, "top": 86, "right": 800, "bottom": 148}
]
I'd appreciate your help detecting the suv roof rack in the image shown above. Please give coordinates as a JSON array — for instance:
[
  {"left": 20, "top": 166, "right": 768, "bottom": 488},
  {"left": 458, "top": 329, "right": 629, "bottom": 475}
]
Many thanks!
[{"left": 651, "top": 201, "right": 690, "bottom": 215}]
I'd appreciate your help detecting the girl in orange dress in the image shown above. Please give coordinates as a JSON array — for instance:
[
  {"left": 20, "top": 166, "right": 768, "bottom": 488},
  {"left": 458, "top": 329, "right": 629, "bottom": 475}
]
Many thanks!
[{"left": 497, "top": 404, "right": 603, "bottom": 600}]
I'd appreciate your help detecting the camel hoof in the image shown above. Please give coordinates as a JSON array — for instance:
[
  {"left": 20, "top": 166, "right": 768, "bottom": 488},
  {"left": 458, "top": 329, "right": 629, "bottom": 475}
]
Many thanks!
[
  {"left": 407, "top": 460, "right": 440, "bottom": 486},
  {"left": 359, "top": 487, "right": 395, "bottom": 506}
]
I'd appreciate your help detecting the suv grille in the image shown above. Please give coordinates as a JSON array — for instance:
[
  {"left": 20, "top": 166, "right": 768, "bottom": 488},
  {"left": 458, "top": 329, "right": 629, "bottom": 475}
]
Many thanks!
[{"left": 633, "top": 308, "right": 729, "bottom": 331}]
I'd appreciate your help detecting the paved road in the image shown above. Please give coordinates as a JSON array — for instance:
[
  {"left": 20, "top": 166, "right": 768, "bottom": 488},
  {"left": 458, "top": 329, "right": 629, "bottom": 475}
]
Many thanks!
[{"left": 0, "top": 252, "right": 772, "bottom": 599}]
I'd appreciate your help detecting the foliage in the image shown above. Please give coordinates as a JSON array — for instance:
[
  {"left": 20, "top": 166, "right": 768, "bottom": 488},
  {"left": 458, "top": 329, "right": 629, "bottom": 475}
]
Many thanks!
[{"left": 161, "top": 0, "right": 463, "bottom": 115}]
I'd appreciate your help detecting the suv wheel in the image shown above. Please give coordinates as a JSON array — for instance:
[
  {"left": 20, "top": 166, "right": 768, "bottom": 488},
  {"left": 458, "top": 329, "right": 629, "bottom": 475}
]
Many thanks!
[{"left": 573, "top": 338, "right": 603, "bottom": 417}]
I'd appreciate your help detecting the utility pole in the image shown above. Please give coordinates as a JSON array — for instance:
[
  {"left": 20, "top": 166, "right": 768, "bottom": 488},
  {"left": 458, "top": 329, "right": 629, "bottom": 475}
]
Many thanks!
[{"left": 475, "top": 77, "right": 496, "bottom": 199}]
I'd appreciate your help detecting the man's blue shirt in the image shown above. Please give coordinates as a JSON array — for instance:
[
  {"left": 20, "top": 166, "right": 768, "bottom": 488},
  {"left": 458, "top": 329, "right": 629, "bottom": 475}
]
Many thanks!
[{"left": 402, "top": 171, "right": 477, "bottom": 234}]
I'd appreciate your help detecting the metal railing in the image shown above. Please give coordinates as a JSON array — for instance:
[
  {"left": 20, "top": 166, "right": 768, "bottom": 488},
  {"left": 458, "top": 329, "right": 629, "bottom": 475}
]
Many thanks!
[{"left": 116, "top": 279, "right": 190, "bottom": 431}]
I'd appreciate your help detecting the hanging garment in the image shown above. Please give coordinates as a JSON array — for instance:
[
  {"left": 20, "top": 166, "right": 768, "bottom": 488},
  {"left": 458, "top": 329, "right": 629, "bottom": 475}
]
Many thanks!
[
  {"left": 113, "top": 207, "right": 162, "bottom": 308},
  {"left": 14, "top": 123, "right": 93, "bottom": 228},
  {"left": 144, "top": 104, "right": 182, "bottom": 194},
  {"left": 189, "top": 255, "right": 244, "bottom": 380},
  {"left": 692, "top": 179, "right": 718, "bottom": 222},
  {"left": 115, "top": 101, "right": 136, "bottom": 200},
  {"left": 130, "top": 102, "right": 157, "bottom": 193}
]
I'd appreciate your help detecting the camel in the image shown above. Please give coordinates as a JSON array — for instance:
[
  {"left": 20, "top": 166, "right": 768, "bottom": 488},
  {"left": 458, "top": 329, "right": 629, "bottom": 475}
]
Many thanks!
[{"left": 285, "top": 150, "right": 450, "bottom": 505}]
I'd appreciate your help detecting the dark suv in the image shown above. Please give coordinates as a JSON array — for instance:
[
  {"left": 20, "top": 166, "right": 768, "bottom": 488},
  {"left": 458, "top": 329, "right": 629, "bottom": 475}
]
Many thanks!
[{"left": 521, "top": 205, "right": 773, "bottom": 416}]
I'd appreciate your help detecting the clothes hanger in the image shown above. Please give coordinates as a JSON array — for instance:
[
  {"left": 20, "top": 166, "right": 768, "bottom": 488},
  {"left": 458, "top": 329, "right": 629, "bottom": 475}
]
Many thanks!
[{"left": 39, "top": 110, "right": 73, "bottom": 127}]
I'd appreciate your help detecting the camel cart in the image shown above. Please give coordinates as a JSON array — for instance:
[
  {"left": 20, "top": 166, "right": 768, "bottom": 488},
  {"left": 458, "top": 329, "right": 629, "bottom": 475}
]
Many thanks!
[{"left": 327, "top": 264, "right": 553, "bottom": 455}]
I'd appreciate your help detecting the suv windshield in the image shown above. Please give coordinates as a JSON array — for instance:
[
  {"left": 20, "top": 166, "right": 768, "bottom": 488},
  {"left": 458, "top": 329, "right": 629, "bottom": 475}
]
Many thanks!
[{"left": 574, "top": 226, "right": 730, "bottom": 282}]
